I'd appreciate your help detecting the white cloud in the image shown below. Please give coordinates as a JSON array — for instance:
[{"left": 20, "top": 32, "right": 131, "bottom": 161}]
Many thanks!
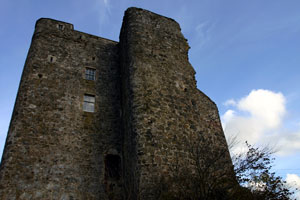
[
  {"left": 222, "top": 109, "right": 235, "bottom": 124},
  {"left": 224, "top": 99, "right": 236, "bottom": 106},
  {"left": 286, "top": 174, "right": 300, "bottom": 199},
  {"left": 103, "top": 0, "right": 109, "bottom": 6},
  {"left": 194, "top": 21, "right": 215, "bottom": 48},
  {"left": 237, "top": 89, "right": 285, "bottom": 129},
  {"left": 224, "top": 115, "right": 265, "bottom": 146},
  {"left": 222, "top": 89, "right": 300, "bottom": 156},
  {"left": 286, "top": 174, "right": 300, "bottom": 187},
  {"left": 276, "top": 131, "right": 300, "bottom": 156},
  {"left": 94, "top": 0, "right": 111, "bottom": 29}
]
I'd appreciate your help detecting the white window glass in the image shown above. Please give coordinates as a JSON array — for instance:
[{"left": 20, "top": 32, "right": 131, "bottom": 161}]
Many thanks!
[
  {"left": 83, "top": 94, "right": 95, "bottom": 112},
  {"left": 85, "top": 68, "right": 96, "bottom": 81}
]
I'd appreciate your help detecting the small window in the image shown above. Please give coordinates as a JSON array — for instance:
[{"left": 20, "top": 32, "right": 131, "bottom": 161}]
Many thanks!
[
  {"left": 85, "top": 68, "right": 96, "bottom": 81},
  {"left": 83, "top": 94, "right": 95, "bottom": 112},
  {"left": 47, "top": 55, "right": 56, "bottom": 63},
  {"left": 58, "top": 24, "right": 64, "bottom": 30}
]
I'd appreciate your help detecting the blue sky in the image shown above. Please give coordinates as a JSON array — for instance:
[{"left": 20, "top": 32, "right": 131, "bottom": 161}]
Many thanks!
[{"left": 1, "top": 0, "right": 300, "bottom": 195}]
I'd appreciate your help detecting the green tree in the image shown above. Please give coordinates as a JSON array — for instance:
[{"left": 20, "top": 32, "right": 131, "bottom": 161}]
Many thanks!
[
  {"left": 233, "top": 142, "right": 295, "bottom": 200},
  {"left": 154, "top": 140, "right": 295, "bottom": 200}
]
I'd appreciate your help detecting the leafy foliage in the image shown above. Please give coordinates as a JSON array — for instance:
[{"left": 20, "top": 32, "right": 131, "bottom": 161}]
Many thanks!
[
  {"left": 233, "top": 142, "right": 295, "bottom": 200},
  {"left": 152, "top": 140, "right": 295, "bottom": 200}
]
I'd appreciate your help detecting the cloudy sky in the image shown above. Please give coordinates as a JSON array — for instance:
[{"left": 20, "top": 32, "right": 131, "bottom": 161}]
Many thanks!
[{"left": 1, "top": 0, "right": 300, "bottom": 196}]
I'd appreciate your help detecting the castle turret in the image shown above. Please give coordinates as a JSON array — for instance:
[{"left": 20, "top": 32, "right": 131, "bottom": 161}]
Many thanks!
[{"left": 120, "top": 8, "right": 234, "bottom": 199}]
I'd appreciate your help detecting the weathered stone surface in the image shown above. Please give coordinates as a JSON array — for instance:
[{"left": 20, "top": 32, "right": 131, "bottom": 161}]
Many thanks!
[
  {"left": 0, "top": 7, "right": 233, "bottom": 200},
  {"left": 120, "top": 8, "right": 233, "bottom": 199},
  {"left": 0, "top": 18, "right": 122, "bottom": 199}
]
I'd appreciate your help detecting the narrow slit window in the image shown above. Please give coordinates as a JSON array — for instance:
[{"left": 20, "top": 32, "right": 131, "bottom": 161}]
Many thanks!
[
  {"left": 47, "top": 55, "right": 56, "bottom": 63},
  {"left": 85, "top": 68, "right": 96, "bottom": 81},
  {"left": 83, "top": 94, "right": 95, "bottom": 112}
]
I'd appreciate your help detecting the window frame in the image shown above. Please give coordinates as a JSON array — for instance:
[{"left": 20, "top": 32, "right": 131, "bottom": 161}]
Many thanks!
[
  {"left": 83, "top": 94, "right": 95, "bottom": 112},
  {"left": 85, "top": 68, "right": 96, "bottom": 81},
  {"left": 57, "top": 24, "right": 65, "bottom": 30}
]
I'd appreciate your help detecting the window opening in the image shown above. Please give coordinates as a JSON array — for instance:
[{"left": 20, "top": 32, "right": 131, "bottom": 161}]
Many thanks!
[
  {"left": 47, "top": 55, "right": 56, "bottom": 63},
  {"left": 58, "top": 24, "right": 64, "bottom": 30},
  {"left": 85, "top": 68, "right": 96, "bottom": 81},
  {"left": 105, "top": 154, "right": 121, "bottom": 180},
  {"left": 83, "top": 94, "right": 95, "bottom": 112}
]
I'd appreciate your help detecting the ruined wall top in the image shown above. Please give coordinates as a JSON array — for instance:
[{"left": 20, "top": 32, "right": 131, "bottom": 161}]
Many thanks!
[{"left": 34, "top": 18, "right": 118, "bottom": 44}]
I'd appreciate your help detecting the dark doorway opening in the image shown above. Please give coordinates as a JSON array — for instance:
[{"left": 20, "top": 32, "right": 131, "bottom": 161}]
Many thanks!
[{"left": 105, "top": 154, "right": 121, "bottom": 180}]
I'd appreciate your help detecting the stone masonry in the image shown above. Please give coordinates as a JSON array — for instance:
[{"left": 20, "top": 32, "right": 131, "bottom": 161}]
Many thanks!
[{"left": 0, "top": 7, "right": 233, "bottom": 200}]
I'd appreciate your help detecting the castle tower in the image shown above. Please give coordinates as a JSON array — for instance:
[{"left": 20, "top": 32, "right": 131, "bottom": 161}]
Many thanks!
[
  {"left": 0, "top": 7, "right": 234, "bottom": 200},
  {"left": 0, "top": 18, "right": 122, "bottom": 199},
  {"left": 120, "top": 8, "right": 234, "bottom": 199}
]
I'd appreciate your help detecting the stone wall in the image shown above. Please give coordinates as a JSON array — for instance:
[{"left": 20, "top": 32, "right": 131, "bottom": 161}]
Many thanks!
[
  {"left": 0, "top": 7, "right": 234, "bottom": 200},
  {"left": 0, "top": 18, "right": 122, "bottom": 199},
  {"left": 120, "top": 8, "right": 233, "bottom": 199}
]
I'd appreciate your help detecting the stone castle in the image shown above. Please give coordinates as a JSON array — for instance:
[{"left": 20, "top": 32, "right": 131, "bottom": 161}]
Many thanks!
[{"left": 0, "top": 7, "right": 233, "bottom": 199}]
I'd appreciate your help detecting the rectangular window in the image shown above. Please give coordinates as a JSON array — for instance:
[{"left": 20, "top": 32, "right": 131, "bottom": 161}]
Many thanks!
[
  {"left": 85, "top": 68, "right": 96, "bottom": 81},
  {"left": 58, "top": 24, "right": 64, "bottom": 30},
  {"left": 83, "top": 94, "right": 95, "bottom": 112}
]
